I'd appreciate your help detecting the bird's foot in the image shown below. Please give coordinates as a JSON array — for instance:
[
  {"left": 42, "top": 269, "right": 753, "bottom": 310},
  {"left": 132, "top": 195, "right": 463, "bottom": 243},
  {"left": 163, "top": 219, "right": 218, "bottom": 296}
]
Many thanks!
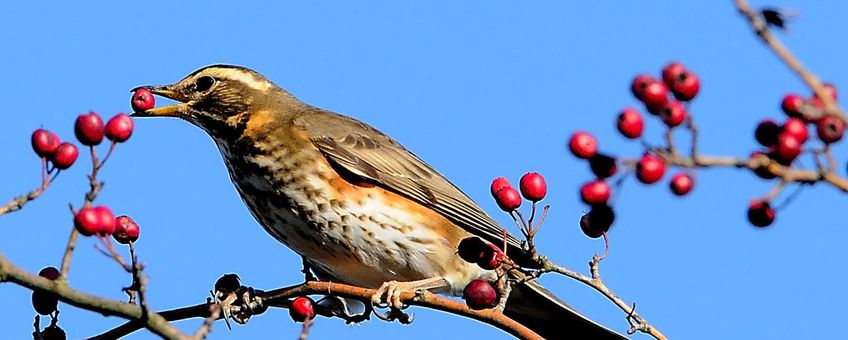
[
  {"left": 213, "top": 274, "right": 267, "bottom": 327},
  {"left": 369, "top": 277, "right": 448, "bottom": 324}
]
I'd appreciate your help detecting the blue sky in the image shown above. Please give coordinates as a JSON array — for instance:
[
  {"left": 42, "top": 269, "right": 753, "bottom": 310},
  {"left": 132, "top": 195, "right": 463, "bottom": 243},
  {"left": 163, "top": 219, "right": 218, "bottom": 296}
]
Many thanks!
[{"left": 1, "top": 1, "right": 846, "bottom": 339}]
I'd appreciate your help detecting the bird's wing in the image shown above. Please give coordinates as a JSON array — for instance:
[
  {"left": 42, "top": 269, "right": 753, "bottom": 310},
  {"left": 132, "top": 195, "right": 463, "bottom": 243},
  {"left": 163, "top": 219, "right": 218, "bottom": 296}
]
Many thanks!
[{"left": 294, "top": 109, "right": 530, "bottom": 261}]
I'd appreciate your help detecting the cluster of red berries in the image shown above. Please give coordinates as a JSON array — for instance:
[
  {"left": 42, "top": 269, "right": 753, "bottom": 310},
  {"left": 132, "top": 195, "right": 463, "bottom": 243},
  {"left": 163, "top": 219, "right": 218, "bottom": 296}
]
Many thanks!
[
  {"left": 289, "top": 296, "right": 316, "bottom": 322},
  {"left": 30, "top": 111, "right": 134, "bottom": 171},
  {"left": 746, "top": 83, "right": 841, "bottom": 227},
  {"left": 73, "top": 207, "right": 140, "bottom": 243},
  {"left": 490, "top": 173, "right": 547, "bottom": 212},
  {"left": 569, "top": 63, "right": 704, "bottom": 237},
  {"left": 74, "top": 111, "right": 134, "bottom": 146},
  {"left": 31, "top": 129, "right": 78, "bottom": 170},
  {"left": 458, "top": 237, "right": 505, "bottom": 271}
]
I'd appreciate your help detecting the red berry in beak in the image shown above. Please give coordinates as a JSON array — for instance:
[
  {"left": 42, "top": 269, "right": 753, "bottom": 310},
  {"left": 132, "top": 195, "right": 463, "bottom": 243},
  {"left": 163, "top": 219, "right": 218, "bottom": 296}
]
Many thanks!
[{"left": 131, "top": 88, "right": 156, "bottom": 112}]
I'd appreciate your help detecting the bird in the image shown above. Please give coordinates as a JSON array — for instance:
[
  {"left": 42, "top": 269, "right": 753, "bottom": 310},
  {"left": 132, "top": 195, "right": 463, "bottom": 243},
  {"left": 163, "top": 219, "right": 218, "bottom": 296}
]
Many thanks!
[{"left": 132, "top": 65, "right": 625, "bottom": 339}]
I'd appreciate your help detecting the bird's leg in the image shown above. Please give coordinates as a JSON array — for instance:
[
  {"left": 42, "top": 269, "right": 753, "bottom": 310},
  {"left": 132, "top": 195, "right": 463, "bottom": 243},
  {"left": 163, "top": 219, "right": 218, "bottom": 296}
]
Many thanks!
[{"left": 370, "top": 277, "right": 449, "bottom": 321}]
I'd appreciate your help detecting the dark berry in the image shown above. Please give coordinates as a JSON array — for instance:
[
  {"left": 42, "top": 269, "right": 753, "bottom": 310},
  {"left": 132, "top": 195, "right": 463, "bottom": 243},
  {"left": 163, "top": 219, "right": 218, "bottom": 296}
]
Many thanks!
[
  {"left": 457, "top": 237, "right": 487, "bottom": 264},
  {"left": 579, "top": 204, "right": 615, "bottom": 238},
  {"left": 747, "top": 200, "right": 775, "bottom": 227},
  {"left": 755, "top": 119, "right": 781, "bottom": 147},
  {"left": 588, "top": 153, "right": 617, "bottom": 179}
]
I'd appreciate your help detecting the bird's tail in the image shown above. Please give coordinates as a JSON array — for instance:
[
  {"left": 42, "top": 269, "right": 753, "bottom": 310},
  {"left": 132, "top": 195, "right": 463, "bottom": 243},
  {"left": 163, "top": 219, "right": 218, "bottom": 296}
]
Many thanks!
[{"left": 504, "top": 281, "right": 626, "bottom": 340}]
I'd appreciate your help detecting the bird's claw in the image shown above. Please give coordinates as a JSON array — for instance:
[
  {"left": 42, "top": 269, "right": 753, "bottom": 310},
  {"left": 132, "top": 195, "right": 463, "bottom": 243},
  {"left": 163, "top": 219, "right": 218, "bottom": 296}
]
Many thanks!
[{"left": 370, "top": 281, "right": 415, "bottom": 324}]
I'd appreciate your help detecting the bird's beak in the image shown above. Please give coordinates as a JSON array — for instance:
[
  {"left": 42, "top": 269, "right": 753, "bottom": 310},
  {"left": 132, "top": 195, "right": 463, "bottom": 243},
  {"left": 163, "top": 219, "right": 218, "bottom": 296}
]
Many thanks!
[{"left": 130, "top": 85, "right": 196, "bottom": 118}]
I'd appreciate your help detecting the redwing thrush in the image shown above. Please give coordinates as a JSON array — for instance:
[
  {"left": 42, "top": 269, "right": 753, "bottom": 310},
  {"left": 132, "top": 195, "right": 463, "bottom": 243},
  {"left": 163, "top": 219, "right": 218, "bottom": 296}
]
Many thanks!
[{"left": 133, "top": 65, "right": 625, "bottom": 339}]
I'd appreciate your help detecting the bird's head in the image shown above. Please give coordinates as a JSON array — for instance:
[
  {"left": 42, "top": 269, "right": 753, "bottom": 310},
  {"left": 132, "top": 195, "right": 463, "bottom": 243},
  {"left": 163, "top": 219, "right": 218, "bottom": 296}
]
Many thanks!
[{"left": 132, "top": 64, "right": 300, "bottom": 138}]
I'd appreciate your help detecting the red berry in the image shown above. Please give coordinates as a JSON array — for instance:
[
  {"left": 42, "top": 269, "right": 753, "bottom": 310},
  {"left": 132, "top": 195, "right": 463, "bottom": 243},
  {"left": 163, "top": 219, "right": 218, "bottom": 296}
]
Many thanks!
[
  {"left": 641, "top": 80, "right": 669, "bottom": 109},
  {"left": 490, "top": 177, "right": 511, "bottom": 197},
  {"left": 818, "top": 82, "right": 838, "bottom": 102},
  {"left": 616, "top": 107, "right": 644, "bottom": 139},
  {"left": 31, "top": 129, "right": 60, "bottom": 158},
  {"left": 113, "top": 215, "right": 140, "bottom": 244},
  {"left": 773, "top": 132, "right": 802, "bottom": 162},
  {"left": 782, "top": 117, "right": 808, "bottom": 143},
  {"left": 661, "top": 62, "right": 685, "bottom": 86},
  {"left": 662, "top": 63, "right": 700, "bottom": 101},
  {"left": 457, "top": 237, "right": 487, "bottom": 264},
  {"left": 32, "top": 266, "right": 60, "bottom": 315},
  {"left": 669, "top": 172, "right": 694, "bottom": 196},
  {"left": 74, "top": 207, "right": 100, "bottom": 236},
  {"left": 74, "top": 112, "right": 105, "bottom": 146},
  {"left": 74, "top": 206, "right": 115, "bottom": 236},
  {"left": 493, "top": 187, "right": 521, "bottom": 212},
  {"left": 754, "top": 119, "right": 780, "bottom": 147},
  {"left": 579, "top": 204, "right": 615, "bottom": 238},
  {"left": 50, "top": 143, "right": 78, "bottom": 170},
  {"left": 659, "top": 101, "right": 687, "bottom": 127},
  {"left": 750, "top": 151, "right": 777, "bottom": 180},
  {"left": 780, "top": 93, "right": 804, "bottom": 118},
  {"left": 630, "top": 74, "right": 655, "bottom": 101},
  {"left": 519, "top": 172, "right": 547, "bottom": 202},
  {"left": 588, "top": 153, "right": 617, "bottom": 179},
  {"left": 463, "top": 279, "right": 498, "bottom": 310},
  {"left": 636, "top": 154, "right": 666, "bottom": 184},
  {"left": 131, "top": 88, "right": 155, "bottom": 112},
  {"left": 477, "top": 243, "right": 504, "bottom": 270},
  {"left": 816, "top": 115, "right": 845, "bottom": 144},
  {"left": 289, "top": 296, "right": 316, "bottom": 322},
  {"left": 580, "top": 180, "right": 611, "bottom": 205},
  {"left": 105, "top": 113, "right": 134, "bottom": 143},
  {"left": 568, "top": 131, "right": 597, "bottom": 159},
  {"left": 94, "top": 206, "right": 116, "bottom": 235},
  {"left": 747, "top": 200, "right": 775, "bottom": 227}
]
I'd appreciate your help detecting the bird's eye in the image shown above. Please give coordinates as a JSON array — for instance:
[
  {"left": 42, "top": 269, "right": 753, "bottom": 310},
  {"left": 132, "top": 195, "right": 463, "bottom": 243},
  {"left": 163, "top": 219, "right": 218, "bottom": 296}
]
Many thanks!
[{"left": 195, "top": 76, "right": 216, "bottom": 92}]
